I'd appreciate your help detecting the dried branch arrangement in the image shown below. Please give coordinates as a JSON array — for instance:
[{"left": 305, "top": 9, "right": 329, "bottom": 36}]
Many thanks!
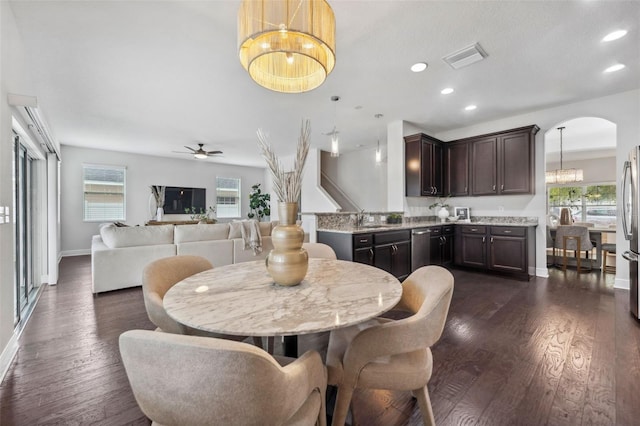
[
  {"left": 257, "top": 120, "right": 311, "bottom": 203},
  {"left": 150, "top": 185, "right": 165, "bottom": 206}
]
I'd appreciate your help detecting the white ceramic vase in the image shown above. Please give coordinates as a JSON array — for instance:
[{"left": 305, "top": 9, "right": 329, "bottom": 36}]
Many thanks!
[
  {"left": 437, "top": 206, "right": 449, "bottom": 223},
  {"left": 156, "top": 207, "right": 164, "bottom": 222}
]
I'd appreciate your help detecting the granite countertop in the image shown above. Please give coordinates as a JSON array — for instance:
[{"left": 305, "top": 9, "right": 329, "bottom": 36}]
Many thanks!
[{"left": 317, "top": 218, "right": 538, "bottom": 234}]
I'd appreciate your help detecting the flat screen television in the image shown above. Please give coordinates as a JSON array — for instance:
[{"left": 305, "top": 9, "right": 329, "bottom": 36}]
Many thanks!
[{"left": 162, "top": 186, "right": 206, "bottom": 214}]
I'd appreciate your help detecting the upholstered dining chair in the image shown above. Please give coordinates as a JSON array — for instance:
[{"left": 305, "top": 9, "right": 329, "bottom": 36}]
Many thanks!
[
  {"left": 303, "top": 242, "right": 338, "bottom": 260},
  {"left": 325, "top": 265, "right": 454, "bottom": 426},
  {"left": 553, "top": 225, "right": 594, "bottom": 272},
  {"left": 142, "top": 255, "right": 260, "bottom": 346},
  {"left": 119, "top": 330, "right": 327, "bottom": 426}
]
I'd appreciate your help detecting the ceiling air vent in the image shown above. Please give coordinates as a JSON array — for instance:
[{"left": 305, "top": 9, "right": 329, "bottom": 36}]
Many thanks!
[{"left": 442, "top": 42, "right": 488, "bottom": 70}]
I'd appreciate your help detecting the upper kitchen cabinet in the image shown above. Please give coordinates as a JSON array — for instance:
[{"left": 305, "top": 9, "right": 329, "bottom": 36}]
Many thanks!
[
  {"left": 460, "top": 125, "right": 539, "bottom": 196},
  {"left": 445, "top": 141, "right": 470, "bottom": 196},
  {"left": 405, "top": 133, "right": 443, "bottom": 197}
]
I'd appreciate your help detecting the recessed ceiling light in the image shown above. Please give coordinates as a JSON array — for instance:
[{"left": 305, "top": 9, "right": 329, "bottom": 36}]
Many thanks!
[
  {"left": 441, "top": 88, "right": 454, "bottom": 95},
  {"left": 465, "top": 105, "right": 477, "bottom": 111},
  {"left": 602, "top": 30, "right": 627, "bottom": 42},
  {"left": 410, "top": 62, "right": 428, "bottom": 72},
  {"left": 604, "top": 63, "right": 626, "bottom": 73}
]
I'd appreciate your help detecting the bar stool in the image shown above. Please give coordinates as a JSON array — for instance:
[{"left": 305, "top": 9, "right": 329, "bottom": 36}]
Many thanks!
[
  {"left": 602, "top": 243, "right": 616, "bottom": 273},
  {"left": 553, "top": 225, "right": 594, "bottom": 273}
]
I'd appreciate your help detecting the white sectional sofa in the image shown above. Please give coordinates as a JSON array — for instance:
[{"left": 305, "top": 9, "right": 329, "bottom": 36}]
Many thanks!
[{"left": 91, "top": 222, "right": 275, "bottom": 294}]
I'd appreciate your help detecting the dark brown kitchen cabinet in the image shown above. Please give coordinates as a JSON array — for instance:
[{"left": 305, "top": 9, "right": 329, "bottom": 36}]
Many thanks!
[
  {"left": 488, "top": 226, "right": 527, "bottom": 273},
  {"left": 405, "top": 133, "right": 443, "bottom": 197},
  {"left": 374, "top": 230, "right": 411, "bottom": 281},
  {"left": 428, "top": 225, "right": 454, "bottom": 266},
  {"left": 454, "top": 225, "right": 535, "bottom": 280},
  {"left": 445, "top": 142, "right": 470, "bottom": 196},
  {"left": 454, "top": 225, "right": 487, "bottom": 268},
  {"left": 317, "top": 231, "right": 373, "bottom": 264},
  {"left": 458, "top": 125, "right": 539, "bottom": 196}
]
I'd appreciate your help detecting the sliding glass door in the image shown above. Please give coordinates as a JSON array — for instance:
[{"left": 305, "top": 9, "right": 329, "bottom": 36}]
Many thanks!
[{"left": 14, "top": 135, "right": 35, "bottom": 324}]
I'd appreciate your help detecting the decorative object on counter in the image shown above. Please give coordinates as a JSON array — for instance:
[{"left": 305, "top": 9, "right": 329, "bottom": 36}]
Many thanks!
[
  {"left": 257, "top": 120, "right": 311, "bottom": 286},
  {"left": 454, "top": 207, "right": 470, "bottom": 222},
  {"left": 150, "top": 185, "right": 165, "bottom": 221},
  {"left": 429, "top": 196, "right": 451, "bottom": 223},
  {"left": 559, "top": 207, "right": 572, "bottom": 225},
  {"left": 447, "top": 216, "right": 459, "bottom": 222},
  {"left": 248, "top": 183, "right": 271, "bottom": 221},
  {"left": 386, "top": 213, "right": 403, "bottom": 224},
  {"left": 184, "top": 206, "right": 217, "bottom": 224}
]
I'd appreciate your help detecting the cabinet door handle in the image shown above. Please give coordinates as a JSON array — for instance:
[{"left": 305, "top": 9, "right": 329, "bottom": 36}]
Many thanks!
[
  {"left": 431, "top": 186, "right": 436, "bottom": 195},
  {"left": 492, "top": 184, "right": 496, "bottom": 191},
  {"left": 368, "top": 248, "right": 374, "bottom": 260},
  {"left": 471, "top": 228, "right": 478, "bottom": 231},
  {"left": 501, "top": 184, "right": 504, "bottom": 191},
  {"left": 503, "top": 230, "right": 511, "bottom": 233},
  {"left": 491, "top": 237, "right": 494, "bottom": 243},
  {"left": 359, "top": 238, "right": 368, "bottom": 243},
  {"left": 482, "top": 237, "right": 486, "bottom": 243},
  {"left": 464, "top": 186, "right": 467, "bottom": 193}
]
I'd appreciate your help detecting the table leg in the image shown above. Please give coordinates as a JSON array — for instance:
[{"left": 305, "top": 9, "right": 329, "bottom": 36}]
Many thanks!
[{"left": 283, "top": 335, "right": 298, "bottom": 357}]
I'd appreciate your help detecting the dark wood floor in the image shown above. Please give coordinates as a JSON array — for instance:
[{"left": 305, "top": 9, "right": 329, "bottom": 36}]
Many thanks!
[{"left": 1, "top": 256, "right": 639, "bottom": 425}]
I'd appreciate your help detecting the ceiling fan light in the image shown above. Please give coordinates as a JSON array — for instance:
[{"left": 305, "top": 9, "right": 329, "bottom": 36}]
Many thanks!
[
  {"left": 238, "top": 0, "right": 336, "bottom": 93},
  {"left": 194, "top": 153, "right": 208, "bottom": 159}
]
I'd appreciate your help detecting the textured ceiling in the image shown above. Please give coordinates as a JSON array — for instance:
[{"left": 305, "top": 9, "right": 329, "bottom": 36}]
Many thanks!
[{"left": 8, "top": 0, "right": 640, "bottom": 167}]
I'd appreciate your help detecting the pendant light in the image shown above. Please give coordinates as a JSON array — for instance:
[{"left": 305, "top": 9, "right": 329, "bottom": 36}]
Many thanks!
[
  {"left": 237, "top": 0, "right": 336, "bottom": 93},
  {"left": 545, "top": 126, "right": 584, "bottom": 184},
  {"left": 329, "top": 95, "right": 340, "bottom": 157},
  {"left": 375, "top": 113, "right": 383, "bottom": 164}
]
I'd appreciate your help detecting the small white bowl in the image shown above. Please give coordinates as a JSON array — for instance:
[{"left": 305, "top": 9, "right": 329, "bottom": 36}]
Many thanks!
[{"left": 447, "top": 216, "right": 459, "bottom": 222}]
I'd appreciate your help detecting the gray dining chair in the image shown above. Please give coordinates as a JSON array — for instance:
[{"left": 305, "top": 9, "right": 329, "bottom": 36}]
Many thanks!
[
  {"left": 553, "top": 225, "right": 594, "bottom": 272},
  {"left": 120, "top": 330, "right": 327, "bottom": 426}
]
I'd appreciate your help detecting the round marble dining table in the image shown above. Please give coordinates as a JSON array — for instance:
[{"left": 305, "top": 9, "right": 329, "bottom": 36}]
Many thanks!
[{"left": 163, "top": 258, "right": 402, "bottom": 339}]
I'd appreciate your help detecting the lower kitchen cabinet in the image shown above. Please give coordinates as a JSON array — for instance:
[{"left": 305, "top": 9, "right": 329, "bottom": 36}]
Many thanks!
[
  {"left": 428, "top": 226, "right": 454, "bottom": 267},
  {"left": 317, "top": 229, "right": 411, "bottom": 280},
  {"left": 454, "top": 225, "right": 535, "bottom": 279}
]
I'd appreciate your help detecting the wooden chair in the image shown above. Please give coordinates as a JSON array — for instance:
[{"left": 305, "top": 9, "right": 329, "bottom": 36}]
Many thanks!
[
  {"left": 120, "top": 330, "right": 327, "bottom": 426},
  {"left": 602, "top": 242, "right": 616, "bottom": 273},
  {"left": 325, "top": 265, "right": 454, "bottom": 426}
]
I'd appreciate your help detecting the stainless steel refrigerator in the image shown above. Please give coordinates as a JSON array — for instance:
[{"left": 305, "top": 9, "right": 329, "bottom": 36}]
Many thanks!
[{"left": 622, "top": 147, "right": 640, "bottom": 318}]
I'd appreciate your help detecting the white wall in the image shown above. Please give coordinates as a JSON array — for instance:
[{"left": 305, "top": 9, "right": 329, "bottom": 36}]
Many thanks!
[
  {"left": 60, "top": 145, "right": 267, "bottom": 254},
  {"left": 321, "top": 146, "right": 388, "bottom": 211}
]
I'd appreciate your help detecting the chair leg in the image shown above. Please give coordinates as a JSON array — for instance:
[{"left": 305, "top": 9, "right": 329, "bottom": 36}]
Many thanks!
[
  {"left": 412, "top": 386, "right": 435, "bottom": 426},
  {"left": 331, "top": 386, "right": 354, "bottom": 426},
  {"left": 603, "top": 249, "right": 608, "bottom": 273}
]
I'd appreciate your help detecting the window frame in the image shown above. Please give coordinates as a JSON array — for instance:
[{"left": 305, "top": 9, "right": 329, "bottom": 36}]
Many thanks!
[
  {"left": 82, "top": 163, "right": 126, "bottom": 222},
  {"left": 547, "top": 182, "right": 616, "bottom": 227},
  {"left": 216, "top": 176, "right": 241, "bottom": 219}
]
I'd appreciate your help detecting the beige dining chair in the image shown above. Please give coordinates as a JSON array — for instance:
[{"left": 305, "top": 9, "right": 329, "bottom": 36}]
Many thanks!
[
  {"left": 303, "top": 242, "right": 338, "bottom": 260},
  {"left": 142, "top": 255, "right": 260, "bottom": 346},
  {"left": 119, "top": 330, "right": 327, "bottom": 426},
  {"left": 553, "top": 225, "right": 594, "bottom": 272},
  {"left": 325, "top": 265, "right": 454, "bottom": 426}
]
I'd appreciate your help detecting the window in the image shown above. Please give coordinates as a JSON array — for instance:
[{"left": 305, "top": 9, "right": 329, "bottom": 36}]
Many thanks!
[
  {"left": 548, "top": 184, "right": 616, "bottom": 227},
  {"left": 216, "top": 177, "right": 241, "bottom": 218},
  {"left": 83, "top": 164, "right": 126, "bottom": 221}
]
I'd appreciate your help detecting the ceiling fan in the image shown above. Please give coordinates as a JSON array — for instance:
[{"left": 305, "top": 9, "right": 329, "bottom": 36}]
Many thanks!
[{"left": 173, "top": 143, "right": 223, "bottom": 159}]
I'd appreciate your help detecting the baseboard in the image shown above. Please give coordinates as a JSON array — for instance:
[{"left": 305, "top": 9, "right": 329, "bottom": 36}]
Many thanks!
[
  {"left": 0, "top": 333, "right": 18, "bottom": 385},
  {"left": 615, "top": 278, "right": 630, "bottom": 290},
  {"left": 60, "top": 249, "right": 90, "bottom": 257},
  {"left": 535, "top": 267, "right": 549, "bottom": 278}
]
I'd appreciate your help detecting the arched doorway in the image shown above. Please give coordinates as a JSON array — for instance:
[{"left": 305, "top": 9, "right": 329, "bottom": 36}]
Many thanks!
[{"left": 544, "top": 117, "right": 617, "bottom": 273}]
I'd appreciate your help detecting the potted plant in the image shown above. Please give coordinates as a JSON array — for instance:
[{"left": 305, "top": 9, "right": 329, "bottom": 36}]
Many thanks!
[
  {"left": 429, "top": 196, "right": 451, "bottom": 223},
  {"left": 184, "top": 206, "right": 217, "bottom": 223},
  {"left": 248, "top": 184, "right": 271, "bottom": 221}
]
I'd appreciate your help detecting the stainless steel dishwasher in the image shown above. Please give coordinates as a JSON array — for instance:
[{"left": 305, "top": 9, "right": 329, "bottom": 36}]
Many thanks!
[{"left": 411, "top": 228, "right": 432, "bottom": 272}]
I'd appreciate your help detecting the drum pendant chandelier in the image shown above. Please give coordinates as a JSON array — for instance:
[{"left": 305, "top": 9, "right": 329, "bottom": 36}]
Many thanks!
[{"left": 238, "top": 0, "right": 336, "bottom": 93}]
